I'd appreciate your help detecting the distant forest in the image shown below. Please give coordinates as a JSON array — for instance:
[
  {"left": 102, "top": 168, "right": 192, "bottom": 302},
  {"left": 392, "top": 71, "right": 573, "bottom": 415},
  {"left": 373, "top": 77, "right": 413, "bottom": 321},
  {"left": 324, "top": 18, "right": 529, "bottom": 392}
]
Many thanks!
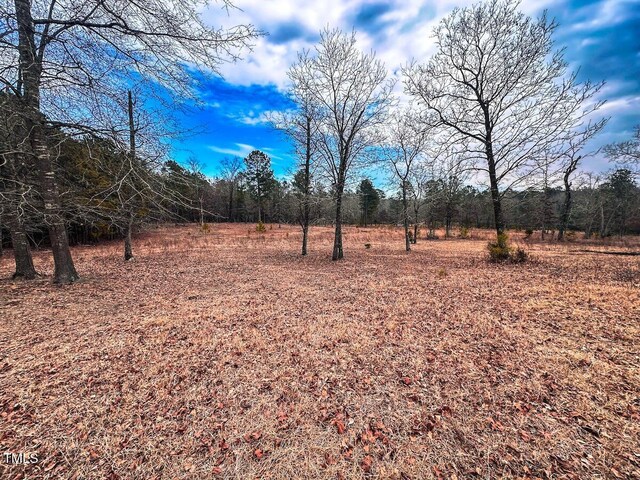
[{"left": 2, "top": 130, "right": 637, "bottom": 251}]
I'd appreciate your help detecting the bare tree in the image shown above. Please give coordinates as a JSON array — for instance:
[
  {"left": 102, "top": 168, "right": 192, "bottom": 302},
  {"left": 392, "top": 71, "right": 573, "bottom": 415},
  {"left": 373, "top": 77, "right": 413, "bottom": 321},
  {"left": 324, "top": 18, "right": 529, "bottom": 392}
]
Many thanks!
[
  {"left": 383, "top": 107, "right": 431, "bottom": 251},
  {"left": 404, "top": 0, "right": 605, "bottom": 246},
  {"left": 289, "top": 28, "right": 394, "bottom": 260},
  {"left": 271, "top": 60, "right": 322, "bottom": 255},
  {"left": 2, "top": 0, "right": 259, "bottom": 282},
  {"left": 557, "top": 121, "right": 607, "bottom": 240}
]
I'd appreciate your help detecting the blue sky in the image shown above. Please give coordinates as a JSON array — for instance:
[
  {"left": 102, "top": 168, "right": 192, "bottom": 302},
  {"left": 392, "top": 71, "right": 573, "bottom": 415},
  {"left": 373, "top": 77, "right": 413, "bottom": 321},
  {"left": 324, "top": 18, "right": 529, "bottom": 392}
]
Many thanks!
[{"left": 170, "top": 0, "right": 640, "bottom": 179}]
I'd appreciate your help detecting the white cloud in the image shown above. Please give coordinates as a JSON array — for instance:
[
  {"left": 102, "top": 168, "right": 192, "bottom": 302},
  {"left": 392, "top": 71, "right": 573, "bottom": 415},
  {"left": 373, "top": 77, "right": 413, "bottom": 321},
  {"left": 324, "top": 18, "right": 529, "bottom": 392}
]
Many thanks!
[
  {"left": 204, "top": 0, "right": 573, "bottom": 92},
  {"left": 207, "top": 142, "right": 255, "bottom": 157}
]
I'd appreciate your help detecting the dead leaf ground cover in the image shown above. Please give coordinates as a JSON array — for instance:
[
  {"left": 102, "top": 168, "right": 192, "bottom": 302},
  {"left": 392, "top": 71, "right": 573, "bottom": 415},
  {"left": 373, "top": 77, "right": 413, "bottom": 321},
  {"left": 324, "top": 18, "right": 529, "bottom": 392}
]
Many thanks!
[{"left": 1, "top": 224, "right": 639, "bottom": 479}]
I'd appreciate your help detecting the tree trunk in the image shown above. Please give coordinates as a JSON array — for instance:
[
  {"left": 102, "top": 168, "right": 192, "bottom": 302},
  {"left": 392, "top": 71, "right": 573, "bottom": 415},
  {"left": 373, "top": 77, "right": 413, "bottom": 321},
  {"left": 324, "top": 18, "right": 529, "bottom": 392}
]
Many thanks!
[
  {"left": 301, "top": 116, "right": 311, "bottom": 256},
  {"left": 402, "top": 182, "right": 410, "bottom": 251},
  {"left": 558, "top": 173, "right": 572, "bottom": 241},
  {"left": 8, "top": 216, "right": 37, "bottom": 279},
  {"left": 482, "top": 107, "right": 504, "bottom": 240},
  {"left": 15, "top": 0, "right": 78, "bottom": 284},
  {"left": 302, "top": 224, "right": 309, "bottom": 256},
  {"left": 413, "top": 223, "right": 418, "bottom": 244},
  {"left": 124, "top": 216, "right": 134, "bottom": 261},
  {"left": 332, "top": 180, "right": 345, "bottom": 261},
  {"left": 487, "top": 152, "right": 504, "bottom": 239}
]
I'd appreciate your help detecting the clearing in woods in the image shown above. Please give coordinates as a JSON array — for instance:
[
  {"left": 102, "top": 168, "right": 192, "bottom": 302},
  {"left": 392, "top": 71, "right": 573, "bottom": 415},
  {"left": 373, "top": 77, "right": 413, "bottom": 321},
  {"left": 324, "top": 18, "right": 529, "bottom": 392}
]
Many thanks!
[{"left": 1, "top": 224, "right": 639, "bottom": 479}]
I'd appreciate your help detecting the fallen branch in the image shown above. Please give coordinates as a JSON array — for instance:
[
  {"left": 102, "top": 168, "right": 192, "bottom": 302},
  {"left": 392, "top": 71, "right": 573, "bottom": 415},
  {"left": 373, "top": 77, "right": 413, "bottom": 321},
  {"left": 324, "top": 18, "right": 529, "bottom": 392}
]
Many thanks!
[{"left": 577, "top": 249, "right": 640, "bottom": 256}]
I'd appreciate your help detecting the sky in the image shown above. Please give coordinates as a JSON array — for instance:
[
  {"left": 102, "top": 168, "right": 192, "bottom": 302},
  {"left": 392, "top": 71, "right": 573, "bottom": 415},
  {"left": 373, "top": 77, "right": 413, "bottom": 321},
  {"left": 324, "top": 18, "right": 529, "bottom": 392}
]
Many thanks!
[{"left": 169, "top": 0, "right": 640, "bottom": 180}]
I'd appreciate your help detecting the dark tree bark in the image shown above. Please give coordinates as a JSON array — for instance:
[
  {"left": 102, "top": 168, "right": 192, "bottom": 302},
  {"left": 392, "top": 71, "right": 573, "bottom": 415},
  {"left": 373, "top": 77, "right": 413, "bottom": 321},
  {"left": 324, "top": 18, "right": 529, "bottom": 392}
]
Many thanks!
[
  {"left": 558, "top": 169, "right": 573, "bottom": 241},
  {"left": 332, "top": 179, "right": 345, "bottom": 261},
  {"left": 402, "top": 182, "right": 410, "bottom": 251},
  {"left": 8, "top": 215, "right": 37, "bottom": 279},
  {"left": 301, "top": 117, "right": 312, "bottom": 256},
  {"left": 123, "top": 90, "right": 136, "bottom": 261},
  {"left": 124, "top": 217, "right": 134, "bottom": 261},
  {"left": 484, "top": 122, "right": 505, "bottom": 239}
]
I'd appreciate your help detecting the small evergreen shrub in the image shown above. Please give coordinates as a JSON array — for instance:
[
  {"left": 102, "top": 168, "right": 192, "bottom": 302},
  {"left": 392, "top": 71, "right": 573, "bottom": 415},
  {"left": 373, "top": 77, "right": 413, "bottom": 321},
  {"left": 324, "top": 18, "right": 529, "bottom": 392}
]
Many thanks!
[
  {"left": 487, "top": 233, "right": 511, "bottom": 262},
  {"left": 200, "top": 223, "right": 211, "bottom": 233},
  {"left": 364, "top": 243, "right": 371, "bottom": 249},
  {"left": 256, "top": 221, "right": 266, "bottom": 233},
  {"left": 459, "top": 227, "right": 470, "bottom": 239},
  {"left": 488, "top": 233, "right": 529, "bottom": 263},
  {"left": 407, "top": 230, "right": 414, "bottom": 243},
  {"left": 524, "top": 228, "right": 534, "bottom": 238}
]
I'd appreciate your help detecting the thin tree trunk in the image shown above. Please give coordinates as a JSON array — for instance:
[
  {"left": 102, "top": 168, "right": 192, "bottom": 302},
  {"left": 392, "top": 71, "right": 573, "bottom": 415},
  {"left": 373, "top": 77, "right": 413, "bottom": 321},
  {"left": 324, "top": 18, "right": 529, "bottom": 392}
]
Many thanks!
[
  {"left": 124, "top": 90, "right": 136, "bottom": 261},
  {"left": 15, "top": 0, "right": 78, "bottom": 284},
  {"left": 402, "top": 182, "right": 410, "bottom": 251},
  {"left": 558, "top": 172, "right": 572, "bottom": 241},
  {"left": 301, "top": 116, "right": 312, "bottom": 256},
  {"left": 257, "top": 182, "right": 262, "bottom": 223},
  {"left": 124, "top": 216, "right": 134, "bottom": 261}
]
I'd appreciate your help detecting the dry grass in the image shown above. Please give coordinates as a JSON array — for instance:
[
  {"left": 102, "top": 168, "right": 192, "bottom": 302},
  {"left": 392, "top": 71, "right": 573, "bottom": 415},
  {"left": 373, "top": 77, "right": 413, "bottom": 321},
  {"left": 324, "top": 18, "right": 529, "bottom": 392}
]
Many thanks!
[{"left": 1, "top": 224, "right": 639, "bottom": 479}]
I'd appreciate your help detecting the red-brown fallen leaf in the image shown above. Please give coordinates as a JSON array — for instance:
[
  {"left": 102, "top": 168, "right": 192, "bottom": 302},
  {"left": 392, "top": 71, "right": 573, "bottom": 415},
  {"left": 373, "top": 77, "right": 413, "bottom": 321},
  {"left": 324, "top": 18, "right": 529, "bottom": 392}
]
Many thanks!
[
  {"left": 401, "top": 376, "right": 412, "bottom": 385},
  {"left": 488, "top": 417, "right": 505, "bottom": 431},
  {"left": 335, "top": 420, "right": 346, "bottom": 434},
  {"left": 244, "top": 430, "right": 262, "bottom": 442},
  {"left": 254, "top": 448, "right": 263, "bottom": 459},
  {"left": 219, "top": 439, "right": 229, "bottom": 451},
  {"left": 520, "top": 430, "right": 532, "bottom": 442},
  {"left": 361, "top": 455, "right": 373, "bottom": 472},
  {"left": 212, "top": 466, "right": 223, "bottom": 475},
  {"left": 324, "top": 452, "right": 336, "bottom": 466},
  {"left": 514, "top": 401, "right": 531, "bottom": 414}
]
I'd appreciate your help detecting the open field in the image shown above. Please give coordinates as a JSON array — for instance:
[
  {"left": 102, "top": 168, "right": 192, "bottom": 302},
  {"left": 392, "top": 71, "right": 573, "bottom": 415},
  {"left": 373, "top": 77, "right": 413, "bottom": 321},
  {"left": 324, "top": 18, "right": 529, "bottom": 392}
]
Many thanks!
[{"left": 1, "top": 224, "right": 639, "bottom": 479}]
